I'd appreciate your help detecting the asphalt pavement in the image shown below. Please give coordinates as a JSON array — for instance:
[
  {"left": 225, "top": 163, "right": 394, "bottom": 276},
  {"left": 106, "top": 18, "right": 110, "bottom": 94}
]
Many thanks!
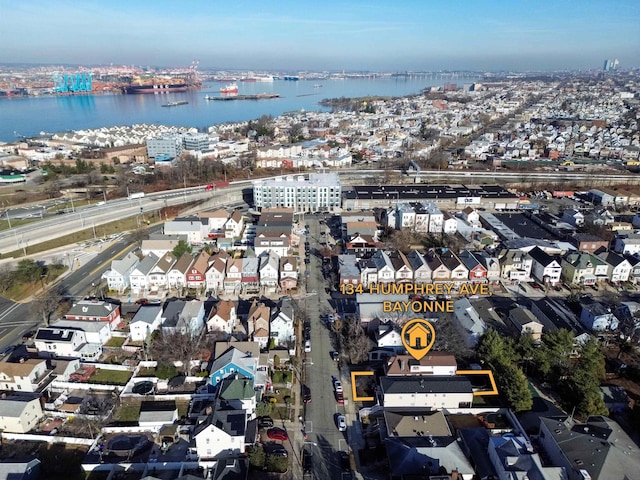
[{"left": 300, "top": 213, "right": 356, "bottom": 480}]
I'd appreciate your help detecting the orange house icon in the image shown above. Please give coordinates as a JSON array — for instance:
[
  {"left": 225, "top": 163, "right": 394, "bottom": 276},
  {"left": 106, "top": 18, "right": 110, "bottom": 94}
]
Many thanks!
[
  {"left": 405, "top": 322, "right": 431, "bottom": 349},
  {"left": 401, "top": 319, "right": 436, "bottom": 360}
]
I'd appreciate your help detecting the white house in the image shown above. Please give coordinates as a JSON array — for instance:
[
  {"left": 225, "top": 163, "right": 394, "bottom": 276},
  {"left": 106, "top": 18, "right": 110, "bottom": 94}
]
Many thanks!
[
  {"left": 597, "top": 250, "right": 632, "bottom": 283},
  {"left": 224, "top": 210, "right": 244, "bottom": 239},
  {"left": 379, "top": 376, "right": 474, "bottom": 409},
  {"left": 0, "top": 395, "right": 44, "bottom": 433},
  {"left": 147, "top": 252, "right": 176, "bottom": 291},
  {"left": 207, "top": 300, "right": 237, "bottom": 334},
  {"left": 527, "top": 247, "right": 562, "bottom": 285},
  {"left": 192, "top": 409, "right": 248, "bottom": 459},
  {"left": 269, "top": 298, "right": 295, "bottom": 347},
  {"left": 129, "top": 253, "right": 159, "bottom": 294},
  {"left": 258, "top": 251, "right": 280, "bottom": 291},
  {"left": 167, "top": 253, "right": 193, "bottom": 290},
  {"left": 0, "top": 360, "right": 49, "bottom": 393},
  {"left": 129, "top": 305, "right": 163, "bottom": 342},
  {"left": 102, "top": 252, "right": 138, "bottom": 293},
  {"left": 205, "top": 254, "right": 227, "bottom": 293},
  {"left": 375, "top": 323, "right": 404, "bottom": 353}
]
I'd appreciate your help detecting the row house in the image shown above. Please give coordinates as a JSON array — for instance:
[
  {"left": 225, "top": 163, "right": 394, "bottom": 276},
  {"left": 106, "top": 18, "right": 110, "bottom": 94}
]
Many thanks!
[
  {"left": 130, "top": 253, "right": 159, "bottom": 294},
  {"left": 224, "top": 210, "right": 244, "bottom": 238},
  {"left": 161, "top": 300, "right": 205, "bottom": 338},
  {"left": 224, "top": 258, "right": 243, "bottom": 294},
  {"left": 148, "top": 252, "right": 177, "bottom": 290},
  {"left": 205, "top": 252, "right": 228, "bottom": 293},
  {"left": 499, "top": 250, "right": 533, "bottom": 281},
  {"left": 168, "top": 253, "right": 194, "bottom": 289},
  {"left": 102, "top": 252, "right": 138, "bottom": 293},
  {"left": 206, "top": 300, "right": 238, "bottom": 334},
  {"left": 241, "top": 257, "right": 260, "bottom": 294},
  {"left": 186, "top": 251, "right": 210, "bottom": 289},
  {"left": 259, "top": 251, "right": 280, "bottom": 293},
  {"left": 247, "top": 300, "right": 271, "bottom": 349},
  {"left": 279, "top": 256, "right": 298, "bottom": 292},
  {"left": 561, "top": 251, "right": 608, "bottom": 286}
]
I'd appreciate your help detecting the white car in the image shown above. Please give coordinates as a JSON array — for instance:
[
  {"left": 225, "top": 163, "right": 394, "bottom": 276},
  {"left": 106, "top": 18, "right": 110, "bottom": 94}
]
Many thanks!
[
  {"left": 327, "top": 313, "right": 335, "bottom": 323},
  {"left": 334, "top": 380, "right": 343, "bottom": 393},
  {"left": 304, "top": 340, "right": 311, "bottom": 353},
  {"left": 337, "top": 414, "right": 347, "bottom": 432}
]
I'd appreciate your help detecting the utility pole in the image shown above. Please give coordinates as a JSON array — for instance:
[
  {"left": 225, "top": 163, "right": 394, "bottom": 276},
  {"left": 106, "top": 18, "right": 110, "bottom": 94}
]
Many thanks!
[
  {"left": 70, "top": 196, "right": 75, "bottom": 213},
  {"left": 5, "top": 209, "right": 11, "bottom": 229}
]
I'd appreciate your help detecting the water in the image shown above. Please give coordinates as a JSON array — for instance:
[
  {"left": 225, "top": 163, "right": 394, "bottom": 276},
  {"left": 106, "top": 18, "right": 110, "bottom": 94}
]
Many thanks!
[{"left": 0, "top": 75, "right": 478, "bottom": 142}]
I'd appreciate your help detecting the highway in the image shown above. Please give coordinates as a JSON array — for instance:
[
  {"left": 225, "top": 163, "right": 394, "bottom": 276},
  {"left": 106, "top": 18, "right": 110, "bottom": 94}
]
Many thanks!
[
  {"left": 2, "top": 168, "right": 639, "bottom": 256},
  {"left": 0, "top": 236, "right": 137, "bottom": 351},
  {"left": 0, "top": 184, "right": 249, "bottom": 255}
]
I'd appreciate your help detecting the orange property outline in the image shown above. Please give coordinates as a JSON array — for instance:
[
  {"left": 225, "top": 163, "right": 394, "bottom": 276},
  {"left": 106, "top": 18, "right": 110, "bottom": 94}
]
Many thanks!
[
  {"left": 351, "top": 371, "right": 375, "bottom": 402},
  {"left": 455, "top": 370, "right": 499, "bottom": 396}
]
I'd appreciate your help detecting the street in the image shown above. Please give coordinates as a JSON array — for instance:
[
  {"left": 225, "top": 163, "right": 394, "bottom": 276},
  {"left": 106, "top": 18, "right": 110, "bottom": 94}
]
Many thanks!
[{"left": 301, "top": 213, "right": 352, "bottom": 480}]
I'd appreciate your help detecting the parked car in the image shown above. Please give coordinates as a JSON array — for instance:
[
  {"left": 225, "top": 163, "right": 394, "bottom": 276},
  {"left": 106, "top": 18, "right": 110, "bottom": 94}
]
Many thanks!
[
  {"left": 333, "top": 380, "right": 343, "bottom": 393},
  {"left": 258, "top": 416, "right": 274, "bottom": 428},
  {"left": 304, "top": 340, "right": 311, "bottom": 353},
  {"left": 302, "top": 448, "right": 313, "bottom": 473},
  {"left": 302, "top": 385, "right": 312, "bottom": 403},
  {"left": 336, "top": 414, "right": 347, "bottom": 432},
  {"left": 330, "top": 351, "right": 339, "bottom": 361},
  {"left": 335, "top": 391, "right": 344, "bottom": 405},
  {"left": 338, "top": 451, "right": 350, "bottom": 471},
  {"left": 21, "top": 330, "right": 36, "bottom": 342},
  {"left": 267, "top": 427, "right": 288, "bottom": 441}
]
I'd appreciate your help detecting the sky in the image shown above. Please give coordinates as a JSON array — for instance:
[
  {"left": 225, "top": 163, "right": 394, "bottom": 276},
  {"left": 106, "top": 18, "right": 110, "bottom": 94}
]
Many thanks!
[{"left": 1, "top": 0, "right": 638, "bottom": 72}]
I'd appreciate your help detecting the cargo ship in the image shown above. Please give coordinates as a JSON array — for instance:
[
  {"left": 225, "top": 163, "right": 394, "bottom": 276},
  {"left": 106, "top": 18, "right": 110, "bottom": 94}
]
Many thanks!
[
  {"left": 220, "top": 83, "right": 239, "bottom": 93},
  {"left": 122, "top": 76, "right": 199, "bottom": 94}
]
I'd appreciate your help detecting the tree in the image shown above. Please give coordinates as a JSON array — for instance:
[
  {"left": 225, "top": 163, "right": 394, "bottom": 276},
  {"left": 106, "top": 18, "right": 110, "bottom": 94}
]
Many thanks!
[
  {"left": 0, "top": 265, "right": 13, "bottom": 294},
  {"left": 541, "top": 328, "right": 575, "bottom": 382},
  {"left": 149, "top": 330, "right": 213, "bottom": 376},
  {"left": 343, "top": 318, "right": 371, "bottom": 364},
  {"left": 500, "top": 363, "right": 533, "bottom": 412},
  {"left": 172, "top": 240, "right": 193, "bottom": 258},
  {"left": 16, "top": 259, "right": 42, "bottom": 285},
  {"left": 31, "top": 288, "right": 62, "bottom": 326}
]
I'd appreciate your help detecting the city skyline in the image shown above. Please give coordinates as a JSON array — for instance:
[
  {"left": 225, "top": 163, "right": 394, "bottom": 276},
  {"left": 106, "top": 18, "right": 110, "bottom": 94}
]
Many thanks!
[{"left": 0, "top": 0, "right": 639, "bottom": 71}]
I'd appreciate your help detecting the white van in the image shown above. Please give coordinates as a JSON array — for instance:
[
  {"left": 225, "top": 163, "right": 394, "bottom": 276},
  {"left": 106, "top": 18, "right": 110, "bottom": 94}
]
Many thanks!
[{"left": 304, "top": 340, "right": 311, "bottom": 353}]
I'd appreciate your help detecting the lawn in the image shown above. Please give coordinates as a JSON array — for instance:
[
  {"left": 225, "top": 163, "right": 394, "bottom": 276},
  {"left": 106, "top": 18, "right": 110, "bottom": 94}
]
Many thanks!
[
  {"left": 111, "top": 400, "right": 141, "bottom": 422},
  {"left": 104, "top": 337, "right": 126, "bottom": 348},
  {"left": 87, "top": 368, "right": 132, "bottom": 385}
]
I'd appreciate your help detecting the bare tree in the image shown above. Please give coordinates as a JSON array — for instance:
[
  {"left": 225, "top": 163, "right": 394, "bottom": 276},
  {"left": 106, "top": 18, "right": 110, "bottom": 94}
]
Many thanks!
[
  {"left": 343, "top": 318, "right": 372, "bottom": 364},
  {"left": 0, "top": 265, "right": 13, "bottom": 294},
  {"left": 150, "top": 331, "right": 213, "bottom": 375},
  {"left": 31, "top": 288, "right": 62, "bottom": 326}
]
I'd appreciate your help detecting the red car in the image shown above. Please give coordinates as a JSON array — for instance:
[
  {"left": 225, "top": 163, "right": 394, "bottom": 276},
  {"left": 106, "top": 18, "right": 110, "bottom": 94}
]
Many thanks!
[
  {"left": 267, "top": 427, "right": 288, "bottom": 441},
  {"left": 205, "top": 184, "right": 214, "bottom": 191},
  {"left": 335, "top": 391, "right": 344, "bottom": 405}
]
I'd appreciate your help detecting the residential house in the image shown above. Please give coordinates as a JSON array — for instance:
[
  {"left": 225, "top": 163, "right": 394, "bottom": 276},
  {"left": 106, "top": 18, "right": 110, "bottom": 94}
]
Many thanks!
[
  {"left": 192, "top": 408, "right": 248, "bottom": 459},
  {"left": 385, "top": 352, "right": 457, "bottom": 376},
  {"left": 64, "top": 299, "right": 121, "bottom": 329},
  {"left": 499, "top": 250, "right": 533, "bottom": 281},
  {"left": 202, "top": 208, "right": 230, "bottom": 237},
  {"left": 247, "top": 300, "right": 271, "bottom": 349},
  {"left": 207, "top": 300, "right": 237, "bottom": 334},
  {"left": 379, "top": 375, "right": 474, "bottom": 409},
  {"left": 209, "top": 346, "right": 259, "bottom": 386},
  {"left": 0, "top": 360, "right": 49, "bottom": 392},
  {"left": 458, "top": 250, "right": 487, "bottom": 282},
  {"left": 389, "top": 251, "right": 413, "bottom": 283},
  {"left": 279, "top": 256, "right": 298, "bottom": 292},
  {"left": 395, "top": 203, "right": 416, "bottom": 230},
  {"left": 561, "top": 208, "right": 585, "bottom": 227},
  {"left": 423, "top": 202, "right": 444, "bottom": 233},
  {"left": 147, "top": 251, "right": 176, "bottom": 291},
  {"left": 0, "top": 395, "right": 44, "bottom": 434},
  {"left": 186, "top": 251, "right": 210, "bottom": 289},
  {"left": 164, "top": 217, "right": 208, "bottom": 245},
  {"left": 614, "top": 233, "right": 640, "bottom": 255},
  {"left": 140, "top": 236, "right": 184, "bottom": 257},
  {"left": 216, "top": 375, "right": 257, "bottom": 417},
  {"left": 453, "top": 298, "right": 487, "bottom": 347},
  {"left": 270, "top": 297, "right": 295, "bottom": 348},
  {"left": 476, "top": 251, "right": 501, "bottom": 282},
  {"left": 254, "top": 231, "right": 290, "bottom": 257},
  {"left": 442, "top": 211, "right": 459, "bottom": 234},
  {"left": 538, "top": 415, "right": 640, "bottom": 480},
  {"left": 224, "top": 210, "right": 244, "bottom": 238},
  {"left": 370, "top": 250, "right": 396, "bottom": 284},
  {"left": 597, "top": 250, "right": 632, "bottom": 283},
  {"left": 562, "top": 251, "right": 599, "bottom": 286},
  {"left": 129, "top": 253, "right": 159, "bottom": 294},
  {"left": 34, "top": 326, "right": 98, "bottom": 361},
  {"left": 406, "top": 250, "right": 432, "bottom": 283},
  {"left": 258, "top": 251, "right": 280, "bottom": 292},
  {"left": 440, "top": 250, "right": 468, "bottom": 284},
  {"left": 224, "top": 258, "right": 243, "bottom": 293},
  {"left": 102, "top": 252, "right": 138, "bottom": 293},
  {"left": 205, "top": 252, "right": 228, "bottom": 294},
  {"left": 527, "top": 246, "right": 562, "bottom": 285},
  {"left": 129, "top": 305, "right": 163, "bottom": 342},
  {"left": 461, "top": 206, "right": 481, "bottom": 227},
  {"left": 509, "top": 307, "right": 544, "bottom": 341},
  {"left": 570, "top": 233, "right": 609, "bottom": 254},
  {"left": 426, "top": 251, "right": 450, "bottom": 282},
  {"left": 345, "top": 233, "right": 380, "bottom": 255},
  {"left": 241, "top": 257, "right": 260, "bottom": 294},
  {"left": 580, "top": 300, "right": 618, "bottom": 332},
  {"left": 44, "top": 318, "right": 112, "bottom": 354},
  {"left": 374, "top": 322, "right": 404, "bottom": 353},
  {"left": 167, "top": 253, "right": 193, "bottom": 290}
]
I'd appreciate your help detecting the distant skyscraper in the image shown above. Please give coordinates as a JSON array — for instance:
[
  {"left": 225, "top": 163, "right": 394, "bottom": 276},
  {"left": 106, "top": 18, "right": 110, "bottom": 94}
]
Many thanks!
[{"left": 603, "top": 59, "right": 619, "bottom": 72}]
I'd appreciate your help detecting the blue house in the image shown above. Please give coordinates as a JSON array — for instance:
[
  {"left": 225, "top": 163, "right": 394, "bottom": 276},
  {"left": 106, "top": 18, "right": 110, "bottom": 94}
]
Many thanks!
[
  {"left": 580, "top": 300, "right": 618, "bottom": 332},
  {"left": 209, "top": 346, "right": 258, "bottom": 386}
]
